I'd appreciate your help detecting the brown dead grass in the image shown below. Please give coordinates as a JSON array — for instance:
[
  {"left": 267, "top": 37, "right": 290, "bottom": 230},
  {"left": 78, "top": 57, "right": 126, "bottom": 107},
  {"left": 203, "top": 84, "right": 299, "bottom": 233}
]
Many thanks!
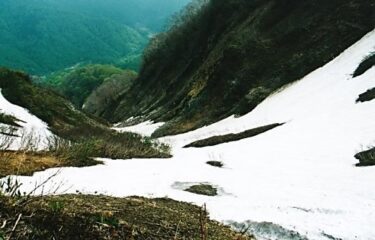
[
  {"left": 0, "top": 151, "right": 64, "bottom": 178},
  {"left": 0, "top": 194, "right": 255, "bottom": 239}
]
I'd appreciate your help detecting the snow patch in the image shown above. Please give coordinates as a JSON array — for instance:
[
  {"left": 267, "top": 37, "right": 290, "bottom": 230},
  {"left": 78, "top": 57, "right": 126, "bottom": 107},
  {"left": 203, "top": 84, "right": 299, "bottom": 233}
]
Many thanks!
[
  {"left": 113, "top": 120, "right": 165, "bottom": 137},
  {"left": 0, "top": 90, "right": 53, "bottom": 150}
]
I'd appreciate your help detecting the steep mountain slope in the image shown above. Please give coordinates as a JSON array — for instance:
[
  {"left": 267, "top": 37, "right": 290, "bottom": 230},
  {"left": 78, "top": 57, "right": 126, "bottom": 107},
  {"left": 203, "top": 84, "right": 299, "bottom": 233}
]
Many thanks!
[
  {"left": 83, "top": 70, "right": 138, "bottom": 118},
  {"left": 0, "top": 0, "right": 190, "bottom": 75},
  {"left": 109, "top": 0, "right": 374, "bottom": 136},
  {"left": 0, "top": 68, "right": 105, "bottom": 140},
  {"left": 14, "top": 30, "right": 375, "bottom": 240}
]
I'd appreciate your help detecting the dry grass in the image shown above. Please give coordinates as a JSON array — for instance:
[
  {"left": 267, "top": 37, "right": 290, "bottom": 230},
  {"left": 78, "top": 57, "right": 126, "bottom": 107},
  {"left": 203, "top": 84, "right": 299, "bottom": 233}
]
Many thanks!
[
  {"left": 0, "top": 195, "right": 255, "bottom": 240},
  {"left": 188, "top": 77, "right": 208, "bottom": 98},
  {"left": 0, "top": 132, "right": 101, "bottom": 178},
  {"left": 0, "top": 151, "right": 64, "bottom": 178}
]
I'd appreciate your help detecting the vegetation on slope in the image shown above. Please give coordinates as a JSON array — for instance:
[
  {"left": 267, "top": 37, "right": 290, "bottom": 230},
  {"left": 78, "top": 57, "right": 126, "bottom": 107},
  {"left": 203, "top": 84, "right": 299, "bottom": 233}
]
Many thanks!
[
  {"left": 0, "top": 0, "right": 191, "bottom": 75},
  {"left": 353, "top": 52, "right": 375, "bottom": 77},
  {"left": 184, "top": 123, "right": 283, "bottom": 148},
  {"left": 355, "top": 148, "right": 375, "bottom": 166},
  {"left": 0, "top": 1, "right": 147, "bottom": 75},
  {"left": 0, "top": 113, "right": 21, "bottom": 127},
  {"left": 0, "top": 194, "right": 251, "bottom": 240},
  {"left": 357, "top": 87, "right": 375, "bottom": 103},
  {"left": 185, "top": 184, "right": 218, "bottom": 196},
  {"left": 108, "top": 0, "right": 374, "bottom": 137},
  {"left": 83, "top": 70, "right": 138, "bottom": 119},
  {"left": 36, "top": 64, "right": 126, "bottom": 108},
  {"left": 0, "top": 68, "right": 170, "bottom": 159},
  {"left": 206, "top": 161, "right": 224, "bottom": 168},
  {"left": 0, "top": 148, "right": 99, "bottom": 178}
]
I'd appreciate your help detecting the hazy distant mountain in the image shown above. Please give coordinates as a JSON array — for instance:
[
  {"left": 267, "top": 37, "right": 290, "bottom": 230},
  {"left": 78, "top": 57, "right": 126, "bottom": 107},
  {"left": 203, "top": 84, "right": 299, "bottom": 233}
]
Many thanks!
[{"left": 0, "top": 0, "right": 190, "bottom": 74}]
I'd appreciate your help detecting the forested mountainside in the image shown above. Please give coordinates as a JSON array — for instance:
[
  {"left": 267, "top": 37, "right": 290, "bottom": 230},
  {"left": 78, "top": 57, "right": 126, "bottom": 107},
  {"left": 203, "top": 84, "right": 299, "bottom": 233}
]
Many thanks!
[
  {"left": 0, "top": 0, "right": 190, "bottom": 75},
  {"left": 106, "top": 0, "right": 374, "bottom": 137},
  {"left": 34, "top": 64, "right": 129, "bottom": 108}
]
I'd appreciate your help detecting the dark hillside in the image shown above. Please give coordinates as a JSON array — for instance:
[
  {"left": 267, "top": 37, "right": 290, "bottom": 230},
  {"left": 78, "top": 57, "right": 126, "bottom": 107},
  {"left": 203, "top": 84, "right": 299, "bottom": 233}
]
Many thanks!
[
  {"left": 0, "top": 68, "right": 170, "bottom": 159},
  {"left": 109, "top": 0, "right": 374, "bottom": 137}
]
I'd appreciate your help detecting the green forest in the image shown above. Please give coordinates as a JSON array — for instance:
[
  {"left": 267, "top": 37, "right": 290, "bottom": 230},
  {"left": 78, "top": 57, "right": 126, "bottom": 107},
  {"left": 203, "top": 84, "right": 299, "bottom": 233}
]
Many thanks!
[{"left": 0, "top": 0, "right": 189, "bottom": 75}]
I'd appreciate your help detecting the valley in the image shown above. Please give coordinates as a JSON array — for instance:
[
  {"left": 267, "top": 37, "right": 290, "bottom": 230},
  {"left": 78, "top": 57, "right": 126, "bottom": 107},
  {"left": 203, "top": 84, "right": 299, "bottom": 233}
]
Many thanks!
[{"left": 0, "top": 0, "right": 374, "bottom": 239}]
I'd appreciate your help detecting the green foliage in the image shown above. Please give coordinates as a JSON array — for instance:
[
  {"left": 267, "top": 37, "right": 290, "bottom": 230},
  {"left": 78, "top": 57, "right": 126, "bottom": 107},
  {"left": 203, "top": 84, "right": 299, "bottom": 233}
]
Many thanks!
[
  {"left": 0, "top": 68, "right": 87, "bottom": 128},
  {"left": 83, "top": 70, "right": 137, "bottom": 119},
  {"left": 0, "top": 0, "right": 191, "bottom": 75},
  {"left": 142, "top": 0, "right": 209, "bottom": 68},
  {"left": 49, "top": 201, "right": 65, "bottom": 214},
  {"left": 94, "top": 215, "right": 120, "bottom": 227},
  {"left": 114, "top": 54, "right": 143, "bottom": 72},
  {"left": 41, "top": 64, "right": 125, "bottom": 108}
]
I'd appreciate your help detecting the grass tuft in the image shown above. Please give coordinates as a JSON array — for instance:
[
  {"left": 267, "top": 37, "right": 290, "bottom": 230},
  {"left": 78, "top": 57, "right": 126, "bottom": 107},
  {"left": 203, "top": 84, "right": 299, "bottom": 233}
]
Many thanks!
[
  {"left": 0, "top": 113, "right": 22, "bottom": 127},
  {"left": 206, "top": 161, "right": 224, "bottom": 168},
  {"left": 185, "top": 184, "right": 218, "bottom": 196},
  {"left": 353, "top": 52, "right": 375, "bottom": 78},
  {"left": 355, "top": 148, "right": 375, "bottom": 167},
  {"left": 356, "top": 87, "right": 375, "bottom": 103},
  {"left": 185, "top": 123, "right": 283, "bottom": 148},
  {"left": 0, "top": 195, "right": 247, "bottom": 239}
]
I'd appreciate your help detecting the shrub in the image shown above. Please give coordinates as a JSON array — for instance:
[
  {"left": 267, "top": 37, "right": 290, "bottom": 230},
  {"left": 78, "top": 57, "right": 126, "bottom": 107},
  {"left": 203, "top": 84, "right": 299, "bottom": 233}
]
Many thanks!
[
  {"left": 0, "top": 113, "right": 22, "bottom": 127},
  {"left": 42, "top": 64, "right": 125, "bottom": 108},
  {"left": 49, "top": 200, "right": 64, "bottom": 214},
  {"left": 185, "top": 123, "right": 283, "bottom": 148},
  {"left": 83, "top": 70, "right": 137, "bottom": 119},
  {"left": 355, "top": 148, "right": 375, "bottom": 166},
  {"left": 206, "top": 161, "right": 224, "bottom": 168},
  {"left": 185, "top": 184, "right": 218, "bottom": 196},
  {"left": 353, "top": 52, "right": 375, "bottom": 77},
  {"left": 356, "top": 87, "right": 375, "bottom": 103}
]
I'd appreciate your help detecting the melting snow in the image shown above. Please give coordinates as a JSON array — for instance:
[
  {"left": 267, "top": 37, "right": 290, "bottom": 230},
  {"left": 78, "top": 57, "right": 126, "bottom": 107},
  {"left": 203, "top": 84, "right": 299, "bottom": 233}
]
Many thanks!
[
  {"left": 0, "top": 90, "right": 53, "bottom": 150},
  {"left": 113, "top": 120, "right": 165, "bottom": 137},
  {"left": 4, "top": 30, "right": 375, "bottom": 239}
]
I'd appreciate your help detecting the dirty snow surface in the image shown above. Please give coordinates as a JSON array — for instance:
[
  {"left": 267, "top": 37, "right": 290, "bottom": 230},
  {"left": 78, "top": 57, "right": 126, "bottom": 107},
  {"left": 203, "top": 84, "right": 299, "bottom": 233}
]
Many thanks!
[
  {"left": 6, "top": 30, "right": 375, "bottom": 240},
  {"left": 0, "top": 90, "right": 52, "bottom": 150},
  {"left": 113, "top": 120, "right": 164, "bottom": 137}
]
